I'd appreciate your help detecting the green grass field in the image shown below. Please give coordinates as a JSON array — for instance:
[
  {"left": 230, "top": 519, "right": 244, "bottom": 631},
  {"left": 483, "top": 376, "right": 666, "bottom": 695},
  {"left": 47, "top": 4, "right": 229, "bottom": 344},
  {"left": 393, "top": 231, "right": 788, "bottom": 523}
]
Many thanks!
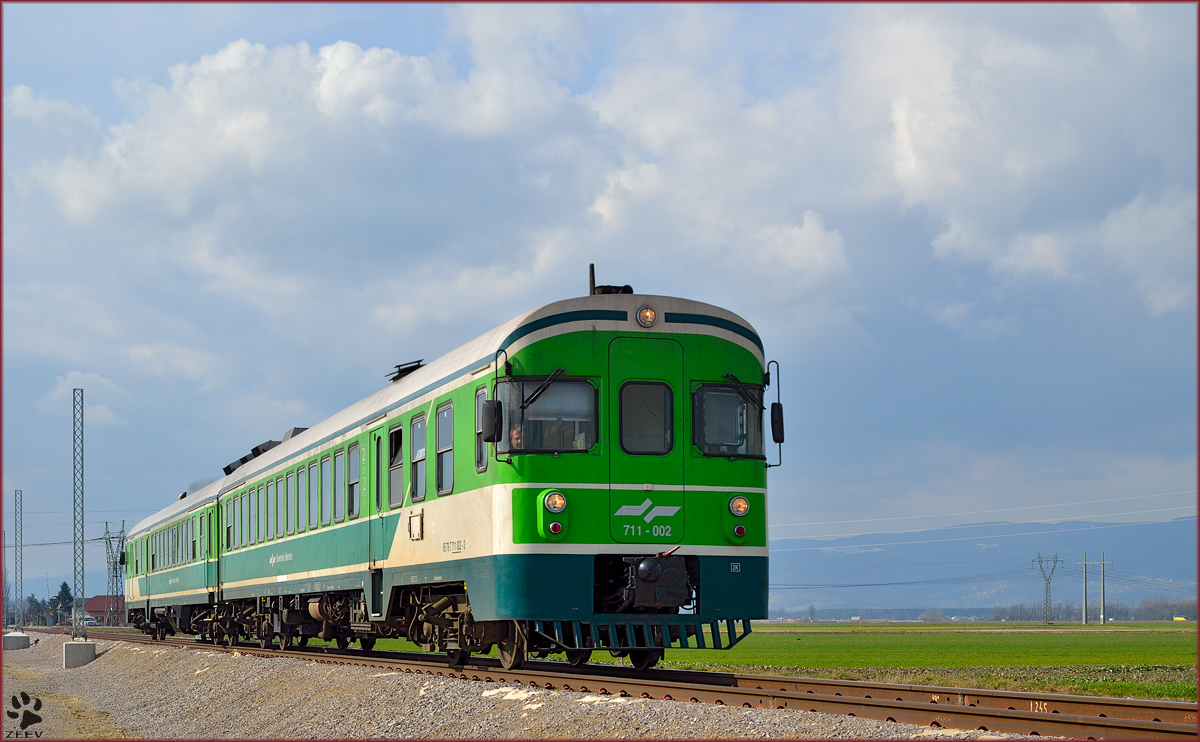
[{"left": 311, "top": 621, "right": 1196, "bottom": 702}]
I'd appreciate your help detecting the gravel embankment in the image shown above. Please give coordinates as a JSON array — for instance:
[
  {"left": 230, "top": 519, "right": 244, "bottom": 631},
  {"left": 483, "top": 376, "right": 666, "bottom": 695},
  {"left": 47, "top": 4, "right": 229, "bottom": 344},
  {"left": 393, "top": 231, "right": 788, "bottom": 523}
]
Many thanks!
[{"left": 4, "top": 634, "right": 1040, "bottom": 739}]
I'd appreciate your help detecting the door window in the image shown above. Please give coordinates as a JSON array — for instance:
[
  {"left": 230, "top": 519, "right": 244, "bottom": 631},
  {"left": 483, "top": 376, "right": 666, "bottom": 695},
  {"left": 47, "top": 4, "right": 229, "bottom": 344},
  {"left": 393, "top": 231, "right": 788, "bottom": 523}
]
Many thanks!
[{"left": 620, "top": 382, "right": 674, "bottom": 455}]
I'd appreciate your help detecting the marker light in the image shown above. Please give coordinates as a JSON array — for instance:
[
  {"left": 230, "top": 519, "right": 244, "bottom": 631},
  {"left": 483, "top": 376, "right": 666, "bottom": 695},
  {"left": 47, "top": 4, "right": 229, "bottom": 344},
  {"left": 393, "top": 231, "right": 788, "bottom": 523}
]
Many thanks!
[
  {"left": 729, "top": 496, "right": 750, "bottom": 517},
  {"left": 733, "top": 524, "right": 746, "bottom": 537},
  {"left": 636, "top": 306, "right": 657, "bottom": 327},
  {"left": 549, "top": 521, "right": 563, "bottom": 535},
  {"left": 545, "top": 491, "right": 566, "bottom": 513}
]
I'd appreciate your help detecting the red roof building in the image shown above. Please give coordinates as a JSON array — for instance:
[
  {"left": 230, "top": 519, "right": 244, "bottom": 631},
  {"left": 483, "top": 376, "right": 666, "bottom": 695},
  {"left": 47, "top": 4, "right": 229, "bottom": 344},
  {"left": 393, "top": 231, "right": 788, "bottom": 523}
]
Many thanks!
[{"left": 83, "top": 595, "right": 125, "bottom": 625}]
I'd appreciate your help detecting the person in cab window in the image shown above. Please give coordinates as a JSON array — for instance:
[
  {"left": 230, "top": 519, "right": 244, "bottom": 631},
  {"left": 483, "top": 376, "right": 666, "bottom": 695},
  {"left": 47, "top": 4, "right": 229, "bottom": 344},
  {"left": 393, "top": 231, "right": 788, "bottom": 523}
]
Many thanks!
[
  {"left": 509, "top": 426, "right": 524, "bottom": 450},
  {"left": 542, "top": 418, "right": 572, "bottom": 450}
]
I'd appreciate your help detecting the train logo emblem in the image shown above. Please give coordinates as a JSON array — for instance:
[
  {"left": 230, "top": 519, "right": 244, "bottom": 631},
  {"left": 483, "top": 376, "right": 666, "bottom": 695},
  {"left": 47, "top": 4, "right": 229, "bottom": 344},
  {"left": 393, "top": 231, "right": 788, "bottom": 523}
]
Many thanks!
[{"left": 614, "top": 498, "right": 681, "bottom": 523}]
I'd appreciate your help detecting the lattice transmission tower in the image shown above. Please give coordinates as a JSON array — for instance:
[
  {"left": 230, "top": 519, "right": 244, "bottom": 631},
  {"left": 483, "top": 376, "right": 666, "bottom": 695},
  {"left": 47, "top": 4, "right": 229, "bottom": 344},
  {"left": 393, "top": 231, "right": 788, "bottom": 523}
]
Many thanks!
[
  {"left": 14, "top": 489, "right": 23, "bottom": 631},
  {"left": 1032, "top": 552, "right": 1062, "bottom": 624},
  {"left": 72, "top": 388, "right": 86, "bottom": 640},
  {"left": 103, "top": 522, "right": 126, "bottom": 626}
]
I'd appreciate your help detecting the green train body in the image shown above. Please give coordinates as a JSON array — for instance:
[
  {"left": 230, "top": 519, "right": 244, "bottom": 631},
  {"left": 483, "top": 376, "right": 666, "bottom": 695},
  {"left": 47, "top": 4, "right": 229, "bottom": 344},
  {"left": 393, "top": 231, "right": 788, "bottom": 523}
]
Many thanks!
[{"left": 125, "top": 293, "right": 776, "bottom": 669}]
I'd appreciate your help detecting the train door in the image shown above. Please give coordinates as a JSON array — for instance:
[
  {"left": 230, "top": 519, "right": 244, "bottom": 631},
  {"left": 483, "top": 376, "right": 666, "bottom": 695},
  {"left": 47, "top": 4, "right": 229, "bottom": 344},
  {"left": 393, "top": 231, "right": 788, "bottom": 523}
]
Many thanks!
[
  {"left": 205, "top": 505, "right": 218, "bottom": 598},
  {"left": 607, "top": 337, "right": 685, "bottom": 545},
  {"left": 367, "top": 426, "right": 387, "bottom": 618}
]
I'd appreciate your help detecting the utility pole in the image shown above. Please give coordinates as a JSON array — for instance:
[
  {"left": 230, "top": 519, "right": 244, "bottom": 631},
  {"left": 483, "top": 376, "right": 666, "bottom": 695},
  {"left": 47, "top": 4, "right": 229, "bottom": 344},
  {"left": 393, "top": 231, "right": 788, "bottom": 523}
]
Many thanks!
[
  {"left": 72, "top": 388, "right": 86, "bottom": 640},
  {"left": 103, "top": 522, "right": 126, "bottom": 626},
  {"left": 1076, "top": 554, "right": 1113, "bottom": 625},
  {"left": 1077, "top": 552, "right": 1087, "bottom": 624},
  {"left": 1032, "top": 553, "right": 1063, "bottom": 624}
]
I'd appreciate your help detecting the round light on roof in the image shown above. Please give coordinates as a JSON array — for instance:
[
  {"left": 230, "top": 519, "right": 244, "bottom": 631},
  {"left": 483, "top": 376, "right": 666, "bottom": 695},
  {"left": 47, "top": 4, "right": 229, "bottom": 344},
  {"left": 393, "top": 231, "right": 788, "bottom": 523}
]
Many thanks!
[
  {"left": 545, "top": 491, "right": 566, "bottom": 513},
  {"left": 636, "top": 306, "right": 657, "bottom": 327},
  {"left": 729, "top": 496, "right": 750, "bottom": 517}
]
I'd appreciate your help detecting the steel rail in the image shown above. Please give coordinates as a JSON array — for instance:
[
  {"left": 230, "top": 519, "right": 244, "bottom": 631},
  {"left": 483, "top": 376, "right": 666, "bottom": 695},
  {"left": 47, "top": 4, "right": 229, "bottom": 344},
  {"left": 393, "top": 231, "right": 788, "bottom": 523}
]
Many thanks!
[{"left": 35, "top": 628, "right": 1197, "bottom": 739}]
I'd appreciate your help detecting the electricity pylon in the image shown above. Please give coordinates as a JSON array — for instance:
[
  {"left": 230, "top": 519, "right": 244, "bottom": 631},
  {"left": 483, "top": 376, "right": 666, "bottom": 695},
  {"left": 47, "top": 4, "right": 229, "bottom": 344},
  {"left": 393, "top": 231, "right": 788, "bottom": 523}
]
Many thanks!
[{"left": 1033, "top": 553, "right": 1063, "bottom": 624}]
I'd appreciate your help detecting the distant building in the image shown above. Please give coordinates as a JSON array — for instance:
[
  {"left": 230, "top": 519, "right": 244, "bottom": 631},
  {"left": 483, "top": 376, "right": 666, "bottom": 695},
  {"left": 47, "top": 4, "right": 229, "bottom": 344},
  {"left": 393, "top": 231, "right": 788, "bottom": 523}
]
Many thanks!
[{"left": 83, "top": 595, "right": 125, "bottom": 626}]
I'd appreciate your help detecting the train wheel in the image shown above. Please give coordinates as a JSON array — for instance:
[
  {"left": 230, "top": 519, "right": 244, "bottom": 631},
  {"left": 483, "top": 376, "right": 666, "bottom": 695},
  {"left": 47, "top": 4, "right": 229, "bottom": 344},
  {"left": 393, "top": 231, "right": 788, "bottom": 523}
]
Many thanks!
[
  {"left": 497, "top": 621, "right": 526, "bottom": 671},
  {"left": 359, "top": 636, "right": 376, "bottom": 651},
  {"left": 628, "top": 649, "right": 662, "bottom": 671},
  {"left": 279, "top": 631, "right": 293, "bottom": 650},
  {"left": 155, "top": 625, "right": 166, "bottom": 642},
  {"left": 447, "top": 649, "right": 469, "bottom": 666},
  {"left": 335, "top": 636, "right": 349, "bottom": 650},
  {"left": 297, "top": 635, "right": 309, "bottom": 647},
  {"left": 566, "top": 648, "right": 592, "bottom": 667}
]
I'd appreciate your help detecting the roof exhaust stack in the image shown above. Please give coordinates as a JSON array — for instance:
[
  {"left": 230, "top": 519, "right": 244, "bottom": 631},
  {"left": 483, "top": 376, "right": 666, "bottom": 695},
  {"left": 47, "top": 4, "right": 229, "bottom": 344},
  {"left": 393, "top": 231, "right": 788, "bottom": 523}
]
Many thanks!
[{"left": 589, "top": 263, "right": 632, "bottom": 295}]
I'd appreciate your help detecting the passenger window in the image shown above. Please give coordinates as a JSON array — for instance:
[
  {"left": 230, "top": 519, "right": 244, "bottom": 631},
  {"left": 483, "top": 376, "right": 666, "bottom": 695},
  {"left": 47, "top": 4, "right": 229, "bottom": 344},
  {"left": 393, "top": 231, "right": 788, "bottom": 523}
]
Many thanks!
[
  {"left": 321, "top": 456, "right": 332, "bottom": 525},
  {"left": 334, "top": 449, "right": 346, "bottom": 521},
  {"left": 436, "top": 403, "right": 453, "bottom": 494},
  {"left": 309, "top": 462, "right": 319, "bottom": 528},
  {"left": 620, "top": 382, "right": 674, "bottom": 455},
  {"left": 276, "top": 477, "right": 284, "bottom": 535},
  {"left": 266, "top": 480, "right": 275, "bottom": 540},
  {"left": 199, "top": 515, "right": 206, "bottom": 560},
  {"left": 388, "top": 426, "right": 403, "bottom": 509},
  {"left": 241, "top": 493, "right": 249, "bottom": 547},
  {"left": 225, "top": 502, "right": 232, "bottom": 550},
  {"left": 250, "top": 487, "right": 258, "bottom": 544},
  {"left": 297, "top": 467, "right": 308, "bottom": 533},
  {"left": 411, "top": 416, "right": 427, "bottom": 503},
  {"left": 286, "top": 473, "right": 295, "bottom": 534},
  {"left": 348, "top": 444, "right": 360, "bottom": 518},
  {"left": 475, "top": 387, "right": 488, "bottom": 473}
]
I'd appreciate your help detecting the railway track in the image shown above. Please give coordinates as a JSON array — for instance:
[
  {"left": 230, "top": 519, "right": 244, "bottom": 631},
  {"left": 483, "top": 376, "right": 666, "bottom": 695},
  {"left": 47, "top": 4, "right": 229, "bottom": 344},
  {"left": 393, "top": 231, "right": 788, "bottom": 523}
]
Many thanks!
[{"left": 36, "top": 627, "right": 1197, "bottom": 739}]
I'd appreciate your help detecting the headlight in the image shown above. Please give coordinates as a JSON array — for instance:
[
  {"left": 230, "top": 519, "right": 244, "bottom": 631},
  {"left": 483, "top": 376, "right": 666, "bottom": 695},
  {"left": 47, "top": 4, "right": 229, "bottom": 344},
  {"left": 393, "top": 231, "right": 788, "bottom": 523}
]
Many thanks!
[
  {"left": 545, "top": 491, "right": 566, "bottom": 513},
  {"left": 729, "top": 496, "right": 749, "bottom": 517},
  {"left": 636, "top": 306, "right": 657, "bottom": 327}
]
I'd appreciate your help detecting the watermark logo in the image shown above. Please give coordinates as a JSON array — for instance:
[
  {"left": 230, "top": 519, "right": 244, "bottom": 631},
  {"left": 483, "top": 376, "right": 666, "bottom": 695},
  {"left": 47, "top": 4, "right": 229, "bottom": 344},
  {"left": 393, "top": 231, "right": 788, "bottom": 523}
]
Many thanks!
[
  {"left": 6, "top": 692, "right": 43, "bottom": 737},
  {"left": 613, "top": 498, "right": 680, "bottom": 523}
]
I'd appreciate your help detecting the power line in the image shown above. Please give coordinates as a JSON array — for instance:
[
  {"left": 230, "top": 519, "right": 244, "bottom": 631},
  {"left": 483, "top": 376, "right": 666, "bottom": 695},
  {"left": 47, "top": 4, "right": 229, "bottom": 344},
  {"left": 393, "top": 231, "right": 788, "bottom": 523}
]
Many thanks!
[
  {"left": 770, "top": 506, "right": 1195, "bottom": 542},
  {"left": 770, "top": 518, "right": 1194, "bottom": 552},
  {"left": 770, "top": 489, "right": 1196, "bottom": 529},
  {"left": 770, "top": 568, "right": 1041, "bottom": 590}
]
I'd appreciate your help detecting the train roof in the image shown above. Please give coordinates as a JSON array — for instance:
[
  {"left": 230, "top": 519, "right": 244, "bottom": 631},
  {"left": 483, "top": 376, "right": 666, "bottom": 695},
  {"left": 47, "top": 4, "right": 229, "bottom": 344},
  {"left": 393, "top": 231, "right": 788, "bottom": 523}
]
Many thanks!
[{"left": 129, "top": 293, "right": 762, "bottom": 537}]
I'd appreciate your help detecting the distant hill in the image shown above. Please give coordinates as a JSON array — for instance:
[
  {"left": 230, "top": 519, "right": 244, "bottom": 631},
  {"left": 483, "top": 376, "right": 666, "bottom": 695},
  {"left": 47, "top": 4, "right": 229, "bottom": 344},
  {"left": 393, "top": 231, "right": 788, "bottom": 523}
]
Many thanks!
[{"left": 768, "top": 516, "right": 1196, "bottom": 613}]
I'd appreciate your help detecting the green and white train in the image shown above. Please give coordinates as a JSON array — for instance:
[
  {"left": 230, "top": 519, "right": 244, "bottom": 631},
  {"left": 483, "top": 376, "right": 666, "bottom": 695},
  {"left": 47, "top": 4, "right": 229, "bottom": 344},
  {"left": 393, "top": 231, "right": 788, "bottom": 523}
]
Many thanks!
[{"left": 125, "top": 283, "right": 783, "bottom": 670}]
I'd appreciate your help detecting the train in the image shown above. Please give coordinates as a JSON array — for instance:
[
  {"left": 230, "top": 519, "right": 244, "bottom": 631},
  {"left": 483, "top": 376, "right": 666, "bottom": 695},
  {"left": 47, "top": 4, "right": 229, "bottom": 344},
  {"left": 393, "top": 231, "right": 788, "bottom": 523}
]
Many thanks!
[{"left": 125, "top": 276, "right": 783, "bottom": 671}]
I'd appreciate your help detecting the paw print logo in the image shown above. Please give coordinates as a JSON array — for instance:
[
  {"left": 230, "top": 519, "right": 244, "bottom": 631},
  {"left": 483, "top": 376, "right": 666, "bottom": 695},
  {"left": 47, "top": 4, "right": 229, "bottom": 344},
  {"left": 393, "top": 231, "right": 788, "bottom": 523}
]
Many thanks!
[{"left": 7, "top": 692, "right": 43, "bottom": 730}]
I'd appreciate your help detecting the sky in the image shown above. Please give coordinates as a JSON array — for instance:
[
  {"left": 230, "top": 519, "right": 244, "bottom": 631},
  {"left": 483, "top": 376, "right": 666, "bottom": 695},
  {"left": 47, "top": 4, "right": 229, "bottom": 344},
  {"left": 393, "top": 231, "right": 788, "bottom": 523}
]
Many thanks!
[{"left": 3, "top": 3, "right": 1196, "bottom": 596}]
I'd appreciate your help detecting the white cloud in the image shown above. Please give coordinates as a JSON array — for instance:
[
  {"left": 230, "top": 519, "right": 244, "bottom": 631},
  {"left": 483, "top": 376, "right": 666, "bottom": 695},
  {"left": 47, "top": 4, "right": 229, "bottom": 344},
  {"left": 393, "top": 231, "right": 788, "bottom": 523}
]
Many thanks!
[
  {"left": 1093, "top": 190, "right": 1197, "bottom": 315},
  {"left": 35, "top": 371, "right": 132, "bottom": 426},
  {"left": 926, "top": 301, "right": 1016, "bottom": 340},
  {"left": 127, "top": 344, "right": 221, "bottom": 386}
]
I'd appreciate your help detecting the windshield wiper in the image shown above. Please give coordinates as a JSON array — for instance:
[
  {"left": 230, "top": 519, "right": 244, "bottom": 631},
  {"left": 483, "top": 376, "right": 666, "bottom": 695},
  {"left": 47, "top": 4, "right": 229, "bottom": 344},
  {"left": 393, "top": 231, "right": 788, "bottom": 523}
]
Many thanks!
[
  {"left": 723, "top": 373, "right": 763, "bottom": 409},
  {"left": 521, "top": 368, "right": 566, "bottom": 409}
]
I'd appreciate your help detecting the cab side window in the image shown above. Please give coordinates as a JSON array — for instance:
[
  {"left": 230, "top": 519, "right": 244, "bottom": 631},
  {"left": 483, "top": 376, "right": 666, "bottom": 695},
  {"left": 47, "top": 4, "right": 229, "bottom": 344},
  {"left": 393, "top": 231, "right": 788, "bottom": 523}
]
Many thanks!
[
  {"left": 388, "top": 426, "right": 404, "bottom": 509},
  {"left": 411, "top": 416, "right": 427, "bottom": 503},
  {"left": 436, "top": 403, "right": 453, "bottom": 495}
]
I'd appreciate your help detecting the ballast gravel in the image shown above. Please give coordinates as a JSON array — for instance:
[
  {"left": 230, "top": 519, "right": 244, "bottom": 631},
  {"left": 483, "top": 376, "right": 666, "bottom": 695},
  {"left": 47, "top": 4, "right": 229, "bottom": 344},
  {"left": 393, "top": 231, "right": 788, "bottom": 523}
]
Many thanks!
[{"left": 4, "top": 634, "right": 1041, "bottom": 739}]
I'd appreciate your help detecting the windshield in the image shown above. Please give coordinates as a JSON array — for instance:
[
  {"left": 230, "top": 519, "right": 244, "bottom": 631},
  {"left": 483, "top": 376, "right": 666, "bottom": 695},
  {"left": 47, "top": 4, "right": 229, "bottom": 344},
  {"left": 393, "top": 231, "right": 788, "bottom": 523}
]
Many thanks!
[
  {"left": 693, "top": 384, "right": 765, "bottom": 458},
  {"left": 497, "top": 379, "right": 597, "bottom": 453}
]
